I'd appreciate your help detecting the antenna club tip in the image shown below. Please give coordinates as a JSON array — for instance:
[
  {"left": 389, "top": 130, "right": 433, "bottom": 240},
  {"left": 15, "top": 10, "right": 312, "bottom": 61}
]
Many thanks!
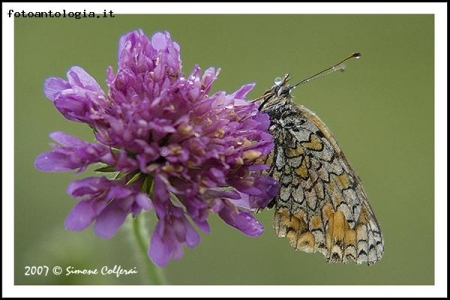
[{"left": 353, "top": 52, "right": 361, "bottom": 59}]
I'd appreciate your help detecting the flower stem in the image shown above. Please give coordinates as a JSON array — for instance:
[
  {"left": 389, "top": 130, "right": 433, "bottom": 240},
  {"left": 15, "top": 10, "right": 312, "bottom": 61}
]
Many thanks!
[{"left": 130, "top": 215, "right": 167, "bottom": 285}]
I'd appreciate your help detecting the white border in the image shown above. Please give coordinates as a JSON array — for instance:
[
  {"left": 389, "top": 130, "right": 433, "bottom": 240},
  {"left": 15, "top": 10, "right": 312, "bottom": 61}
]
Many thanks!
[
  {"left": 2, "top": 2, "right": 447, "bottom": 298},
  {"left": 1, "top": 2, "right": 447, "bottom": 14}
]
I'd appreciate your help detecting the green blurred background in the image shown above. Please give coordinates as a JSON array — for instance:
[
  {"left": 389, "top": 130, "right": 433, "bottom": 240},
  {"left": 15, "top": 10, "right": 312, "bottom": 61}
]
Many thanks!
[{"left": 15, "top": 14, "right": 434, "bottom": 285}]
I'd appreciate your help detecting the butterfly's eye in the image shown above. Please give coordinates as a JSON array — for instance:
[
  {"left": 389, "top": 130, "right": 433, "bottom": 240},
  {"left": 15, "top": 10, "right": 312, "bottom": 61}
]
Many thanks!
[{"left": 277, "top": 85, "right": 291, "bottom": 97}]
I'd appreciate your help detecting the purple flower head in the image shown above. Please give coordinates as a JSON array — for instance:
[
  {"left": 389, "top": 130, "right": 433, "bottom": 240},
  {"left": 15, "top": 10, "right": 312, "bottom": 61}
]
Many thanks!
[{"left": 35, "top": 29, "right": 279, "bottom": 267}]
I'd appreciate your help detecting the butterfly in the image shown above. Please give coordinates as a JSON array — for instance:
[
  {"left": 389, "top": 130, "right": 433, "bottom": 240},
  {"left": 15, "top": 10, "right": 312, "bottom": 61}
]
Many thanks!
[{"left": 256, "top": 53, "right": 384, "bottom": 265}]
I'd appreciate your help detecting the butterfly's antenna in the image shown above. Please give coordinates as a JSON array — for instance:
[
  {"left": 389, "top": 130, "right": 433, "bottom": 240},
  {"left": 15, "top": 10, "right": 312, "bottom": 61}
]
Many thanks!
[{"left": 290, "top": 52, "right": 361, "bottom": 91}]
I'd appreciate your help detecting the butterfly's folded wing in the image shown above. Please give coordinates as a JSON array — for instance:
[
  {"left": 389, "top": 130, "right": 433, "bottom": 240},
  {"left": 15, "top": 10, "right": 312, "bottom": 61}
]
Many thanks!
[{"left": 263, "top": 100, "right": 384, "bottom": 265}]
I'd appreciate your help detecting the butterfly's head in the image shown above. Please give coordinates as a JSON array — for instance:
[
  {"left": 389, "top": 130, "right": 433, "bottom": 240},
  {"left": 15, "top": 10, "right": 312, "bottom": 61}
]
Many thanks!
[
  {"left": 257, "top": 74, "right": 293, "bottom": 111},
  {"left": 263, "top": 73, "right": 292, "bottom": 99},
  {"left": 271, "top": 74, "right": 293, "bottom": 97}
]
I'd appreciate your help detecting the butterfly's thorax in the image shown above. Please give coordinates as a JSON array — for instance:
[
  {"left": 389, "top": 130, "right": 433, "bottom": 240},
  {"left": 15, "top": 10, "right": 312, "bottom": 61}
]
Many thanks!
[{"left": 257, "top": 79, "right": 383, "bottom": 265}]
